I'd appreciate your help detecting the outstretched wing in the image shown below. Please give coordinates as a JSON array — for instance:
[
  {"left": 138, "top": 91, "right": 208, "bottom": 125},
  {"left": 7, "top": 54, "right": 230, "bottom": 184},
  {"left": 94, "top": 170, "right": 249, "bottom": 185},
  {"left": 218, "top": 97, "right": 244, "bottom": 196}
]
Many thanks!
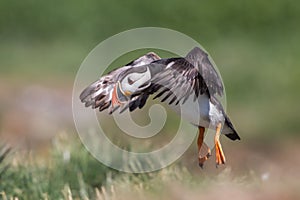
[
  {"left": 79, "top": 67, "right": 126, "bottom": 112},
  {"left": 131, "top": 47, "right": 224, "bottom": 108},
  {"left": 80, "top": 47, "right": 224, "bottom": 113},
  {"left": 143, "top": 58, "right": 208, "bottom": 106},
  {"left": 79, "top": 52, "right": 160, "bottom": 113},
  {"left": 185, "top": 47, "right": 224, "bottom": 97}
]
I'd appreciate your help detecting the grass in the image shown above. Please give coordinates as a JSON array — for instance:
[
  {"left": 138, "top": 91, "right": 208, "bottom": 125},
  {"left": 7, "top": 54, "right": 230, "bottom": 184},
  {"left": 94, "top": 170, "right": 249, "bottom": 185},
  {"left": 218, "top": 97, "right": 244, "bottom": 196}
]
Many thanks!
[
  {"left": 1, "top": 133, "right": 300, "bottom": 199},
  {"left": 0, "top": 134, "right": 111, "bottom": 199}
]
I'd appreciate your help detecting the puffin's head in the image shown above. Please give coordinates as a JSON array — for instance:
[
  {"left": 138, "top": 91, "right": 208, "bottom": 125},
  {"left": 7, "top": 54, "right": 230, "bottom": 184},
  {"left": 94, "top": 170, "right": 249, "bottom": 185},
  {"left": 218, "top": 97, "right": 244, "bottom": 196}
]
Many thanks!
[
  {"left": 111, "top": 52, "right": 160, "bottom": 105},
  {"left": 117, "top": 65, "right": 152, "bottom": 100}
]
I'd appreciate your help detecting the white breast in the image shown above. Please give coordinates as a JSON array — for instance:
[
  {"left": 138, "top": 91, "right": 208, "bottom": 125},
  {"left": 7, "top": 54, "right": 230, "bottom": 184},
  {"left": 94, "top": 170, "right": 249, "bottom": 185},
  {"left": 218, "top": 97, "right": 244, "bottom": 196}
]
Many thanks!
[
  {"left": 208, "top": 101, "right": 224, "bottom": 128},
  {"left": 167, "top": 94, "right": 212, "bottom": 128}
]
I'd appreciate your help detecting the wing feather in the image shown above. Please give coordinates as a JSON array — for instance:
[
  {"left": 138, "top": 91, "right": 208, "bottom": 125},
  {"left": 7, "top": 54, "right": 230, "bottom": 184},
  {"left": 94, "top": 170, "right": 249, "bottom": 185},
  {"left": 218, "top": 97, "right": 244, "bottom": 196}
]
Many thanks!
[
  {"left": 80, "top": 47, "right": 224, "bottom": 113},
  {"left": 185, "top": 47, "right": 224, "bottom": 96},
  {"left": 136, "top": 58, "right": 207, "bottom": 106},
  {"left": 132, "top": 47, "right": 224, "bottom": 108},
  {"left": 80, "top": 52, "right": 160, "bottom": 113}
]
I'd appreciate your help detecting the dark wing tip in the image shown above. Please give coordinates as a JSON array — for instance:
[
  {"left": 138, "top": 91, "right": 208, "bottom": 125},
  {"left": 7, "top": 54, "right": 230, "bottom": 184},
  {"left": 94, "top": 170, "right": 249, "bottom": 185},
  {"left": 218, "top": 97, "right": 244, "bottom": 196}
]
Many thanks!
[
  {"left": 79, "top": 80, "right": 102, "bottom": 102},
  {"left": 185, "top": 47, "right": 224, "bottom": 97},
  {"left": 79, "top": 79, "right": 112, "bottom": 112},
  {"left": 79, "top": 86, "right": 93, "bottom": 102},
  {"left": 186, "top": 47, "right": 208, "bottom": 59}
]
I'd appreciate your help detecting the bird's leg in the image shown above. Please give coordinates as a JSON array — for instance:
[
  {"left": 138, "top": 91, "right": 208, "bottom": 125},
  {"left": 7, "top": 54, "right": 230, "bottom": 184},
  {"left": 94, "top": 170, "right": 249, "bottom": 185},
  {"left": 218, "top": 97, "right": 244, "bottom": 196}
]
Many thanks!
[
  {"left": 197, "top": 126, "right": 211, "bottom": 168},
  {"left": 215, "top": 123, "right": 226, "bottom": 166}
]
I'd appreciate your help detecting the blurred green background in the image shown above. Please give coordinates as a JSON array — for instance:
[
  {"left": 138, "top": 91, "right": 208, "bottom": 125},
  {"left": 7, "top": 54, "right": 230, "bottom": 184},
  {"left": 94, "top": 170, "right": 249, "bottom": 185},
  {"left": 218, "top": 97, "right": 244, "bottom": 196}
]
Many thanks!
[{"left": 0, "top": 0, "right": 300, "bottom": 199}]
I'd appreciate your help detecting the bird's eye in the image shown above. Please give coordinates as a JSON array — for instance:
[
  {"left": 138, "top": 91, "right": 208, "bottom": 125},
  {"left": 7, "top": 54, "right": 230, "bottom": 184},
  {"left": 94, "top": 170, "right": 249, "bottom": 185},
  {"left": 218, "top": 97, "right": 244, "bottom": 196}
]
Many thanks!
[{"left": 128, "top": 77, "right": 134, "bottom": 85}]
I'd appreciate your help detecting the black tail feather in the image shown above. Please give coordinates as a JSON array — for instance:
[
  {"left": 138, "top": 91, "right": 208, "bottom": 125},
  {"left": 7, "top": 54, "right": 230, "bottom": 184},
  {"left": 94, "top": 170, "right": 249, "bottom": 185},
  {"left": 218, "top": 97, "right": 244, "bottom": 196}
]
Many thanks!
[
  {"left": 224, "top": 114, "right": 240, "bottom": 141},
  {"left": 225, "top": 132, "right": 240, "bottom": 140}
]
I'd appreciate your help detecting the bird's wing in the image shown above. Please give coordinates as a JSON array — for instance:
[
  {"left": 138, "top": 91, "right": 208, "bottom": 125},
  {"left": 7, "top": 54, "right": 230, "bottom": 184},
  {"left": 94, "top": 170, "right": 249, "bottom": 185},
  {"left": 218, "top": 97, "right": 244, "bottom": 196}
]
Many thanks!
[
  {"left": 79, "top": 67, "right": 127, "bottom": 112},
  {"left": 79, "top": 52, "right": 160, "bottom": 113},
  {"left": 136, "top": 58, "right": 209, "bottom": 106},
  {"left": 185, "top": 47, "right": 224, "bottom": 97},
  {"left": 129, "top": 47, "right": 224, "bottom": 108},
  {"left": 80, "top": 47, "right": 224, "bottom": 113}
]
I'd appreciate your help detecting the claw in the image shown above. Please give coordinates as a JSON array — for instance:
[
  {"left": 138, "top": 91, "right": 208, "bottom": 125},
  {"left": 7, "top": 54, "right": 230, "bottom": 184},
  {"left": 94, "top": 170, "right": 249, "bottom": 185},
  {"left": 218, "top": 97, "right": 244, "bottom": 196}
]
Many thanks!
[{"left": 198, "top": 162, "right": 204, "bottom": 169}]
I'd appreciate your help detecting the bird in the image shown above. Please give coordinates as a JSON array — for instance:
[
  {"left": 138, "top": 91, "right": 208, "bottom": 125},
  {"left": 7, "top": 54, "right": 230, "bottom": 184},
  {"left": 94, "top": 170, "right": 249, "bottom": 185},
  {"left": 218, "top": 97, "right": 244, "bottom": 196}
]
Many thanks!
[{"left": 79, "top": 47, "right": 240, "bottom": 167}]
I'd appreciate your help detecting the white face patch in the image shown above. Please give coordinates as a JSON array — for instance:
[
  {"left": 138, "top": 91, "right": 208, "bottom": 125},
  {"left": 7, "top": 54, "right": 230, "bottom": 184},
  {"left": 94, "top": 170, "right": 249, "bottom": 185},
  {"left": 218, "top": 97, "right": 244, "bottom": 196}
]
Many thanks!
[{"left": 120, "top": 67, "right": 151, "bottom": 94}]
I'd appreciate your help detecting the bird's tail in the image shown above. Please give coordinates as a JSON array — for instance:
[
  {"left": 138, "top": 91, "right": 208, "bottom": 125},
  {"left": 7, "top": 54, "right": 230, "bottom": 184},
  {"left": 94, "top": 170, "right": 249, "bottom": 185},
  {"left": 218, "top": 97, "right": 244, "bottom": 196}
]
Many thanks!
[{"left": 223, "top": 114, "right": 240, "bottom": 141}]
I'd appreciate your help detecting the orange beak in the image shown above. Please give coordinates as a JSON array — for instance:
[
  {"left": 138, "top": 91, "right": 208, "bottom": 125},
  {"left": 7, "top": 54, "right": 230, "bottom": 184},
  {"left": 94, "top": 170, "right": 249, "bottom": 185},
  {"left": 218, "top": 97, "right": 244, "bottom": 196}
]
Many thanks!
[
  {"left": 112, "top": 82, "right": 132, "bottom": 108},
  {"left": 111, "top": 83, "right": 120, "bottom": 108}
]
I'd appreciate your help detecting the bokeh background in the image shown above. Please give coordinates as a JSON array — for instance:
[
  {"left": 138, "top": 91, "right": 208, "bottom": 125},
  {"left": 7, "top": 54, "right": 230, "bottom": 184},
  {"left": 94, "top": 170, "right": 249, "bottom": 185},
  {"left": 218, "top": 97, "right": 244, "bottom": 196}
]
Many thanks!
[{"left": 0, "top": 0, "right": 300, "bottom": 199}]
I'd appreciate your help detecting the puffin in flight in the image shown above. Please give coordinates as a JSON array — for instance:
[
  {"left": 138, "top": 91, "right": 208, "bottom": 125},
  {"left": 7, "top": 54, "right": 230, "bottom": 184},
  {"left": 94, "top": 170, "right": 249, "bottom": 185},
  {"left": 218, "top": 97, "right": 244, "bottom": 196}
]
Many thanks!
[{"left": 80, "top": 47, "right": 240, "bottom": 167}]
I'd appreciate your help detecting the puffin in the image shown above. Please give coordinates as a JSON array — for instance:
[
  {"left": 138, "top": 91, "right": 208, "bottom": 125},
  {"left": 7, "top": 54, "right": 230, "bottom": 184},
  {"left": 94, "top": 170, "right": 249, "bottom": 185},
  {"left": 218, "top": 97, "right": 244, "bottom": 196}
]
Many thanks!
[{"left": 80, "top": 47, "right": 240, "bottom": 167}]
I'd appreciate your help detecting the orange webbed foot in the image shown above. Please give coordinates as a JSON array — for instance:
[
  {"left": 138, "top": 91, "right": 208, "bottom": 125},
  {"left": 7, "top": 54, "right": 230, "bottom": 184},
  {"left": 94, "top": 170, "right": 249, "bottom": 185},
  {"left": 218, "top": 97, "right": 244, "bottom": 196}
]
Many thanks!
[
  {"left": 197, "top": 127, "right": 211, "bottom": 168},
  {"left": 215, "top": 123, "right": 226, "bottom": 167}
]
